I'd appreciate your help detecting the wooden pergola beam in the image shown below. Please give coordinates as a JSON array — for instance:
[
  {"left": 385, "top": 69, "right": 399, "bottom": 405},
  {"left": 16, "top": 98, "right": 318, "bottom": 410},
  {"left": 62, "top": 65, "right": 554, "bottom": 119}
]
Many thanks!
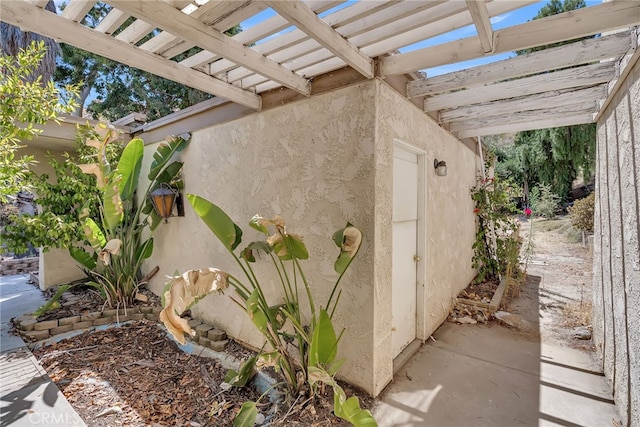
[
  {"left": 425, "top": 62, "right": 616, "bottom": 111},
  {"left": 0, "top": 0, "right": 262, "bottom": 109},
  {"left": 465, "top": 0, "right": 493, "bottom": 53},
  {"left": 61, "top": 0, "right": 97, "bottom": 23},
  {"left": 457, "top": 113, "right": 594, "bottom": 138},
  {"left": 382, "top": 1, "right": 640, "bottom": 76},
  {"left": 439, "top": 85, "right": 607, "bottom": 123},
  {"left": 108, "top": 0, "right": 310, "bottom": 95},
  {"left": 264, "top": 0, "right": 374, "bottom": 79},
  {"left": 449, "top": 100, "right": 597, "bottom": 132},
  {"left": 408, "top": 30, "right": 633, "bottom": 98}
]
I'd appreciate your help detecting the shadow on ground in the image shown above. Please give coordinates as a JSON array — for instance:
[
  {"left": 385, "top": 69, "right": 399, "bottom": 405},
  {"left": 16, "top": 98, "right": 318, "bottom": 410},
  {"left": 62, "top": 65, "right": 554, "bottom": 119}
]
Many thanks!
[{"left": 374, "top": 274, "right": 619, "bottom": 426}]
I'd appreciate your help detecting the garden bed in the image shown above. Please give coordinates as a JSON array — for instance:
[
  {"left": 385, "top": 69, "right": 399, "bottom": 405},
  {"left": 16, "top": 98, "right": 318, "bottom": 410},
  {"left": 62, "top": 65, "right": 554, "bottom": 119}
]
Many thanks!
[
  {"left": 448, "top": 277, "right": 506, "bottom": 324},
  {"left": 14, "top": 285, "right": 373, "bottom": 426}
]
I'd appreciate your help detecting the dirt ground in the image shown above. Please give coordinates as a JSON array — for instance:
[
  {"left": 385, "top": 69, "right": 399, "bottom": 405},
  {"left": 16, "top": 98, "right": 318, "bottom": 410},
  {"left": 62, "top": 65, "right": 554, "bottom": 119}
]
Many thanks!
[{"left": 516, "top": 216, "right": 594, "bottom": 351}]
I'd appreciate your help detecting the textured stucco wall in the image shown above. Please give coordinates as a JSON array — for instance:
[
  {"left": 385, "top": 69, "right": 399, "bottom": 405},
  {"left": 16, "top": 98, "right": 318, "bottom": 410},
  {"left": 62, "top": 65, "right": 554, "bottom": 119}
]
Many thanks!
[
  {"left": 374, "top": 81, "right": 479, "bottom": 370},
  {"left": 143, "top": 79, "right": 479, "bottom": 396},
  {"left": 594, "top": 57, "right": 640, "bottom": 426},
  {"left": 16, "top": 146, "right": 86, "bottom": 289},
  {"left": 143, "top": 81, "right": 379, "bottom": 394}
]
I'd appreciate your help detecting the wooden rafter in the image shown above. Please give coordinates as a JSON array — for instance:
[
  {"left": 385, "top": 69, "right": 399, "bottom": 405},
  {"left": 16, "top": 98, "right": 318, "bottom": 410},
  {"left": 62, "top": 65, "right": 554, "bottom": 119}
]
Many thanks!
[
  {"left": 449, "top": 100, "right": 597, "bottom": 133},
  {"left": 247, "top": 0, "right": 538, "bottom": 93},
  {"left": 465, "top": 0, "right": 493, "bottom": 53},
  {"left": 381, "top": 1, "right": 640, "bottom": 76},
  {"left": 457, "top": 114, "right": 594, "bottom": 138},
  {"left": 61, "top": 0, "right": 97, "bottom": 23},
  {"left": 0, "top": 1, "right": 261, "bottom": 109},
  {"left": 439, "top": 85, "right": 607, "bottom": 123},
  {"left": 108, "top": 0, "right": 310, "bottom": 95},
  {"left": 264, "top": 0, "right": 374, "bottom": 79},
  {"left": 425, "top": 62, "right": 616, "bottom": 112},
  {"left": 408, "top": 30, "right": 634, "bottom": 98},
  {"left": 95, "top": 9, "right": 128, "bottom": 34}
]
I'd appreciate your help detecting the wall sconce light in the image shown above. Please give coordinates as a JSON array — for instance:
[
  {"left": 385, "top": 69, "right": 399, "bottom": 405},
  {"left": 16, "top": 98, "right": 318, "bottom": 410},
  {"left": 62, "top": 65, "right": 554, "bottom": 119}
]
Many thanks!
[
  {"left": 434, "top": 159, "right": 447, "bottom": 176},
  {"left": 150, "top": 183, "right": 181, "bottom": 222}
]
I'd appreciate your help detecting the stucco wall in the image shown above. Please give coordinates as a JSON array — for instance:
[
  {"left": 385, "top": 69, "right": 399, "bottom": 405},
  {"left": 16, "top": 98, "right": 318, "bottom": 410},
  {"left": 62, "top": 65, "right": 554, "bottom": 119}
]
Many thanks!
[
  {"left": 594, "top": 57, "right": 640, "bottom": 426},
  {"left": 15, "top": 146, "right": 86, "bottom": 289},
  {"left": 143, "top": 79, "right": 479, "bottom": 396},
  {"left": 373, "top": 81, "right": 479, "bottom": 365},
  {"left": 144, "top": 81, "right": 379, "bottom": 393}
]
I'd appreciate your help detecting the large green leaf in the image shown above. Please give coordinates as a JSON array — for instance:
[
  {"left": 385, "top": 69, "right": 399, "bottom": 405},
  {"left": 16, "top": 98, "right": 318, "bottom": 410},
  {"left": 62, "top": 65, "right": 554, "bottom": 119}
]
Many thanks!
[
  {"left": 334, "top": 251, "right": 352, "bottom": 275},
  {"left": 148, "top": 136, "right": 189, "bottom": 181},
  {"left": 187, "top": 195, "right": 242, "bottom": 251},
  {"left": 333, "top": 389, "right": 378, "bottom": 427},
  {"left": 117, "top": 138, "right": 144, "bottom": 201},
  {"left": 103, "top": 172, "right": 124, "bottom": 232},
  {"left": 246, "top": 290, "right": 268, "bottom": 334},
  {"left": 240, "top": 241, "right": 273, "bottom": 262},
  {"left": 154, "top": 161, "right": 183, "bottom": 185},
  {"left": 224, "top": 356, "right": 257, "bottom": 387},
  {"left": 233, "top": 401, "right": 257, "bottom": 427},
  {"left": 309, "top": 309, "right": 338, "bottom": 367},
  {"left": 134, "top": 238, "right": 154, "bottom": 263},
  {"left": 68, "top": 247, "right": 97, "bottom": 270},
  {"left": 83, "top": 218, "right": 106, "bottom": 250}
]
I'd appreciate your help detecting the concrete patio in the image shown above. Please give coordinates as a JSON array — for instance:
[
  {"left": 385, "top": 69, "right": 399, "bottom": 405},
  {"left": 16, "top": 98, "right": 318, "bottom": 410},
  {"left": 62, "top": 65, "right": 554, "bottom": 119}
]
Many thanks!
[
  {"left": 0, "top": 274, "right": 85, "bottom": 427},
  {"left": 374, "top": 274, "right": 620, "bottom": 426}
]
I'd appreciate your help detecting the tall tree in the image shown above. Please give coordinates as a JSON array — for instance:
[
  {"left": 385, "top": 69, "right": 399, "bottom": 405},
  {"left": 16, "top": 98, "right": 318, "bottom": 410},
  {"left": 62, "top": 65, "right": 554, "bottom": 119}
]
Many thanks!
[
  {"left": 512, "top": 0, "right": 596, "bottom": 201},
  {"left": 0, "top": 0, "right": 59, "bottom": 82}
]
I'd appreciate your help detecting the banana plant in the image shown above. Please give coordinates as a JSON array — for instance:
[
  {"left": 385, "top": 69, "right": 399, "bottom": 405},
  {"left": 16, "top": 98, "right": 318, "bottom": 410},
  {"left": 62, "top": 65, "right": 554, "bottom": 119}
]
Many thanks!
[
  {"left": 69, "top": 123, "right": 189, "bottom": 308},
  {"left": 159, "top": 195, "right": 376, "bottom": 426}
]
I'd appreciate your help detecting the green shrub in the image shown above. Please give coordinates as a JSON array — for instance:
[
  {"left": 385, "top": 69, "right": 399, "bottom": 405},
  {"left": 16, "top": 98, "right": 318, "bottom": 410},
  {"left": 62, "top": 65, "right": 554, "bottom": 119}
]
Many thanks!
[
  {"left": 530, "top": 184, "right": 560, "bottom": 219},
  {"left": 568, "top": 192, "right": 594, "bottom": 232}
]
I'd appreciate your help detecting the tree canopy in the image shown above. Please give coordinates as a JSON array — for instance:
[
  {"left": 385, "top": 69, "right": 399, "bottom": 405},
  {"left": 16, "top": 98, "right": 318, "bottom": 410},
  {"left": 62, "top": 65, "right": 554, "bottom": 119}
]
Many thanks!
[
  {"left": 495, "top": 0, "right": 596, "bottom": 202},
  {"left": 54, "top": 2, "right": 240, "bottom": 122}
]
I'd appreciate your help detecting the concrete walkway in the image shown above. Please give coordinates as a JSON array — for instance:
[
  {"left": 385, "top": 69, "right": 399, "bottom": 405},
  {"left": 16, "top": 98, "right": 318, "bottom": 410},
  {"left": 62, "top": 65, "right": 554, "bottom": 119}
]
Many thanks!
[
  {"left": 374, "top": 274, "right": 620, "bottom": 426},
  {"left": 0, "top": 274, "right": 85, "bottom": 427}
]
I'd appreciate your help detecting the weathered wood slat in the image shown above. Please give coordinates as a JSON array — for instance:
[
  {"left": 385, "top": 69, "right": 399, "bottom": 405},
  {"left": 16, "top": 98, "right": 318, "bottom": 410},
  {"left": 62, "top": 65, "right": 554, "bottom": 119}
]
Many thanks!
[
  {"left": 425, "top": 62, "right": 615, "bottom": 111},
  {"left": 465, "top": 0, "right": 493, "bottom": 53},
  {"left": 114, "top": 17, "right": 155, "bottom": 44},
  {"left": 449, "top": 100, "right": 598, "bottom": 132},
  {"left": 248, "top": 0, "right": 537, "bottom": 92},
  {"left": 108, "top": 0, "right": 310, "bottom": 95},
  {"left": 439, "top": 85, "right": 607, "bottom": 122},
  {"left": 457, "top": 114, "right": 594, "bottom": 138},
  {"left": 381, "top": 1, "right": 640, "bottom": 76},
  {"left": 95, "top": 9, "right": 128, "bottom": 34},
  {"left": 0, "top": 1, "right": 261, "bottom": 109},
  {"left": 409, "top": 30, "right": 632, "bottom": 98},
  {"left": 265, "top": 0, "right": 374, "bottom": 79},
  {"left": 61, "top": 0, "right": 97, "bottom": 23}
]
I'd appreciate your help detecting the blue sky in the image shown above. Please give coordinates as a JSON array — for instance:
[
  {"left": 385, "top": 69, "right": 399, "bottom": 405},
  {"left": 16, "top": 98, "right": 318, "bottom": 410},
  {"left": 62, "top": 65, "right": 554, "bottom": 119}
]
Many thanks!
[{"left": 236, "top": 0, "right": 603, "bottom": 77}]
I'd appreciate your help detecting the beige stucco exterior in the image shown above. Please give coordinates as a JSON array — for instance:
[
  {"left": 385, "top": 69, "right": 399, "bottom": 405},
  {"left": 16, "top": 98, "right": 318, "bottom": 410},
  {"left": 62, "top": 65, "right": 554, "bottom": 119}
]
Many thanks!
[
  {"left": 142, "top": 79, "right": 479, "bottom": 396},
  {"left": 593, "top": 56, "right": 640, "bottom": 426}
]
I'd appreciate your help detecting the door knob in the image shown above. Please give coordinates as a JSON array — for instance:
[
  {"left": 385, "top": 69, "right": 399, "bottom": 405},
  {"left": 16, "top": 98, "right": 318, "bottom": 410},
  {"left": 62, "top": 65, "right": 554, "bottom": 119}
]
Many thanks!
[{"left": 413, "top": 255, "right": 421, "bottom": 262}]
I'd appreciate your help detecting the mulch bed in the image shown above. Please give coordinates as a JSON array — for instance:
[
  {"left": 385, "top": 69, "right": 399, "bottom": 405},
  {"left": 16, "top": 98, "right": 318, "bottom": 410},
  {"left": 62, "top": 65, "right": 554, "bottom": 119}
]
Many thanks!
[
  {"left": 448, "top": 278, "right": 500, "bottom": 324},
  {"left": 28, "top": 287, "right": 374, "bottom": 426},
  {"left": 457, "top": 278, "right": 500, "bottom": 303}
]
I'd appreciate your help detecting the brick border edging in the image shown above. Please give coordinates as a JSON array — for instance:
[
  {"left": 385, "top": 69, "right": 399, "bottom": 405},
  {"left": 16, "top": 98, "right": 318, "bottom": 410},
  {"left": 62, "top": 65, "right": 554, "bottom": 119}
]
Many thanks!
[
  {"left": 0, "top": 257, "right": 39, "bottom": 276},
  {"left": 14, "top": 308, "right": 230, "bottom": 353}
]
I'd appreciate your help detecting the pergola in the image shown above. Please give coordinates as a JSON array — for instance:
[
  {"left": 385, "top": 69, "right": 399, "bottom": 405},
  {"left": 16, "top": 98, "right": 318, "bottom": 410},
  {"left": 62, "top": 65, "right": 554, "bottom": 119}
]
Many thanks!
[{"left": 2, "top": 0, "right": 639, "bottom": 138}]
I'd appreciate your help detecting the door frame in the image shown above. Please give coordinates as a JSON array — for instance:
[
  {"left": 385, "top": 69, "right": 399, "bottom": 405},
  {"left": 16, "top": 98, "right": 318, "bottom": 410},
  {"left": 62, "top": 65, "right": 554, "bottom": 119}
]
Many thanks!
[{"left": 392, "top": 140, "right": 427, "bottom": 343}]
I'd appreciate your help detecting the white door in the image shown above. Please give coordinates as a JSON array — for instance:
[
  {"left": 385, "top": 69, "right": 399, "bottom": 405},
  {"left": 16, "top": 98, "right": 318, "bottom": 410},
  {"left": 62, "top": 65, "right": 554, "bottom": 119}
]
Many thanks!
[{"left": 392, "top": 147, "right": 418, "bottom": 357}]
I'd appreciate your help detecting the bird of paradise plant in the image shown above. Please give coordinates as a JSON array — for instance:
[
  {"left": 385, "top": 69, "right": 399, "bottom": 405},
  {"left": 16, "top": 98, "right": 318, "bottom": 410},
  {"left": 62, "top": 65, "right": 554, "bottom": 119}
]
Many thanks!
[
  {"left": 160, "top": 196, "right": 376, "bottom": 426},
  {"left": 69, "top": 123, "right": 189, "bottom": 308}
]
